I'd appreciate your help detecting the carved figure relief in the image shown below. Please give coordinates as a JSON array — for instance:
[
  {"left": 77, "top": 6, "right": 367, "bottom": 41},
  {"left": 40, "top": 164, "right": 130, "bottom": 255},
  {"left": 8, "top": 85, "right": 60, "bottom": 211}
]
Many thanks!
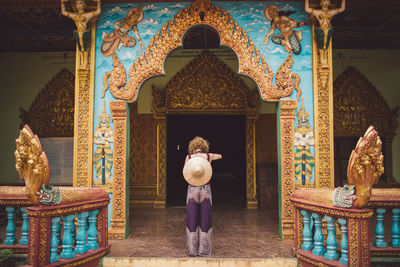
[
  {"left": 100, "top": 4, "right": 144, "bottom": 57},
  {"left": 264, "top": 5, "right": 307, "bottom": 55},
  {"left": 61, "top": 0, "right": 101, "bottom": 66},
  {"left": 294, "top": 98, "right": 315, "bottom": 186},
  {"left": 305, "top": 0, "right": 345, "bottom": 65},
  {"left": 93, "top": 102, "right": 113, "bottom": 190}
]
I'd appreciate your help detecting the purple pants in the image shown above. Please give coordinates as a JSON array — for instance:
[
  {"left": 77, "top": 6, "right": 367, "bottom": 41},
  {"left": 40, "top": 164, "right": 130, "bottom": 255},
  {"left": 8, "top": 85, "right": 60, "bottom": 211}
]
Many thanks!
[{"left": 186, "top": 184, "right": 212, "bottom": 257}]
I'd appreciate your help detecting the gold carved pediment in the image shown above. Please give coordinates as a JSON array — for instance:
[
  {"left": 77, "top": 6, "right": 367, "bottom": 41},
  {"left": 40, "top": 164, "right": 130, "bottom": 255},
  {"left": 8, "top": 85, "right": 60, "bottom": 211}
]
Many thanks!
[
  {"left": 333, "top": 66, "right": 398, "bottom": 137},
  {"left": 19, "top": 68, "right": 75, "bottom": 137},
  {"left": 152, "top": 50, "right": 259, "bottom": 114}
]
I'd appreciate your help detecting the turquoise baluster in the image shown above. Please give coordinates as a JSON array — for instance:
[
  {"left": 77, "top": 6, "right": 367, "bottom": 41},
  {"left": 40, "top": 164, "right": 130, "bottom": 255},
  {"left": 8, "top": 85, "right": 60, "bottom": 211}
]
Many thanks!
[
  {"left": 60, "top": 215, "right": 76, "bottom": 259},
  {"left": 375, "top": 208, "right": 387, "bottom": 248},
  {"left": 301, "top": 210, "right": 313, "bottom": 251},
  {"left": 71, "top": 217, "right": 76, "bottom": 245},
  {"left": 19, "top": 207, "right": 29, "bottom": 245},
  {"left": 391, "top": 209, "right": 400, "bottom": 248},
  {"left": 50, "top": 217, "right": 60, "bottom": 263},
  {"left": 312, "top": 213, "right": 325, "bottom": 256},
  {"left": 56, "top": 218, "right": 61, "bottom": 244},
  {"left": 75, "top": 212, "right": 89, "bottom": 254},
  {"left": 4, "top": 207, "right": 16, "bottom": 245},
  {"left": 87, "top": 210, "right": 99, "bottom": 250},
  {"left": 324, "top": 216, "right": 339, "bottom": 260},
  {"left": 338, "top": 218, "right": 348, "bottom": 265}
]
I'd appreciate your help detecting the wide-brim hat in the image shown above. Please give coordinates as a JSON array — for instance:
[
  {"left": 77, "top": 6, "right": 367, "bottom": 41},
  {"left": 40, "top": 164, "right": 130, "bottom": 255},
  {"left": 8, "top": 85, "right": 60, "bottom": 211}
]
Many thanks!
[{"left": 183, "top": 157, "right": 212, "bottom": 186}]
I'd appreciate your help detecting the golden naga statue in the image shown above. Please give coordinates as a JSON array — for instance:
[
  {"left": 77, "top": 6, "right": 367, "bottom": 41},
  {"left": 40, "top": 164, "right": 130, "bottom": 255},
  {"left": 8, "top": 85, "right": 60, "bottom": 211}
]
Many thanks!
[
  {"left": 292, "top": 126, "right": 384, "bottom": 209},
  {"left": 15, "top": 125, "right": 50, "bottom": 205},
  {"left": 347, "top": 125, "right": 385, "bottom": 208},
  {"left": 15, "top": 125, "right": 108, "bottom": 206}
]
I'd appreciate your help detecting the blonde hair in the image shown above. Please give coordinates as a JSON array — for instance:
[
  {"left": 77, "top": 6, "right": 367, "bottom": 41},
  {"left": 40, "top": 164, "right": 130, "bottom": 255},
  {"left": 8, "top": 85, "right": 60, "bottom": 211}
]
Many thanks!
[{"left": 188, "top": 136, "right": 209, "bottom": 154}]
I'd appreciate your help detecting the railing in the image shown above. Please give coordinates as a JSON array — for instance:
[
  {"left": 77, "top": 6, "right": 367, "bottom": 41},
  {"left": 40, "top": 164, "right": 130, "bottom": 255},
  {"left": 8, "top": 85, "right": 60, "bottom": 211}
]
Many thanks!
[
  {"left": 291, "top": 188, "right": 374, "bottom": 267},
  {"left": 368, "top": 188, "right": 400, "bottom": 258},
  {"left": 0, "top": 186, "right": 110, "bottom": 267}
]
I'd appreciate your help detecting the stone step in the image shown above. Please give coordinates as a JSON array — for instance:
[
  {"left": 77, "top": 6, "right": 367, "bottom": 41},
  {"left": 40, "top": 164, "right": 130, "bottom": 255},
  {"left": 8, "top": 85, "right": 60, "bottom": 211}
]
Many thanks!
[{"left": 101, "top": 257, "right": 298, "bottom": 267}]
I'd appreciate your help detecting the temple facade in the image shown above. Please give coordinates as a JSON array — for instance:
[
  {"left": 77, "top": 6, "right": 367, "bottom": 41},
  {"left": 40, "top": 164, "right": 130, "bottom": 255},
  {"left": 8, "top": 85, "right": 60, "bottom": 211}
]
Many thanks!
[{"left": 0, "top": 0, "right": 399, "bottom": 250}]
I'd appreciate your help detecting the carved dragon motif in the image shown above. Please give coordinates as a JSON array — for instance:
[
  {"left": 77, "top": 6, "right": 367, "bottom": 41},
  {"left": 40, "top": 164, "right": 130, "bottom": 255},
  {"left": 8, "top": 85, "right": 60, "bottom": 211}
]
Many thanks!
[
  {"left": 292, "top": 126, "right": 384, "bottom": 209},
  {"left": 102, "top": 53, "right": 127, "bottom": 98},
  {"left": 268, "top": 54, "right": 301, "bottom": 101},
  {"left": 15, "top": 125, "right": 108, "bottom": 206},
  {"left": 347, "top": 125, "right": 384, "bottom": 208},
  {"left": 15, "top": 125, "right": 50, "bottom": 205},
  {"left": 101, "top": 0, "right": 302, "bottom": 102}
]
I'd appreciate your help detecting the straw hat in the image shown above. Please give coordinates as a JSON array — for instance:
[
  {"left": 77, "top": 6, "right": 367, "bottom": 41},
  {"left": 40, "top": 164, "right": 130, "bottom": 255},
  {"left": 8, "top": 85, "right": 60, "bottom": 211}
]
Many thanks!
[{"left": 183, "top": 157, "right": 212, "bottom": 186}]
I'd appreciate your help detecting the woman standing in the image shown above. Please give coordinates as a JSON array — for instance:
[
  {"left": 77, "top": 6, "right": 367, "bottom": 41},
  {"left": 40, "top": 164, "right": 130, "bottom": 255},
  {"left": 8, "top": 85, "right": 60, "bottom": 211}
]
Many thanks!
[{"left": 183, "top": 136, "right": 222, "bottom": 257}]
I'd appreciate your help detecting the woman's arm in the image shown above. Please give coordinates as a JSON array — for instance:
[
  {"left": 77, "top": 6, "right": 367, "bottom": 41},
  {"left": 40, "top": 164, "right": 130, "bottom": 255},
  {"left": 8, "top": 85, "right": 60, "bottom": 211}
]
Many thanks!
[{"left": 209, "top": 153, "right": 222, "bottom": 161}]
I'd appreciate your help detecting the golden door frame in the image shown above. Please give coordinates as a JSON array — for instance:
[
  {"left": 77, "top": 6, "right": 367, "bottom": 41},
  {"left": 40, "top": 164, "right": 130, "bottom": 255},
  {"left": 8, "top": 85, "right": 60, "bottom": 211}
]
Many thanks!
[{"left": 73, "top": 0, "right": 334, "bottom": 240}]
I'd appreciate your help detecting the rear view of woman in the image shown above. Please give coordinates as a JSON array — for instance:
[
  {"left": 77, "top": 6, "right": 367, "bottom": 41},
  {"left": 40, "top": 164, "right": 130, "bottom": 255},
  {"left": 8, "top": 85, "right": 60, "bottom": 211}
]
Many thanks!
[{"left": 183, "top": 136, "right": 222, "bottom": 257}]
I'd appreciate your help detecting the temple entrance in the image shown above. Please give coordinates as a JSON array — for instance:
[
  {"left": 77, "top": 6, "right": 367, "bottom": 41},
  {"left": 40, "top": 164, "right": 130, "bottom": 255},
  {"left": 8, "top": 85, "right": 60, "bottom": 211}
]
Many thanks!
[{"left": 166, "top": 114, "right": 246, "bottom": 207}]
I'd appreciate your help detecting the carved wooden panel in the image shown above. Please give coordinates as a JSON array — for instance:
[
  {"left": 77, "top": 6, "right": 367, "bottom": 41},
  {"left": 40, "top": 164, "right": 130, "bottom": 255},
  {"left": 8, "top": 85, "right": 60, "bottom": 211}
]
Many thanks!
[
  {"left": 20, "top": 68, "right": 74, "bottom": 137},
  {"left": 129, "top": 103, "right": 157, "bottom": 203},
  {"left": 333, "top": 66, "right": 399, "bottom": 186},
  {"left": 334, "top": 66, "right": 398, "bottom": 138},
  {"left": 153, "top": 50, "right": 259, "bottom": 114},
  {"left": 256, "top": 114, "right": 278, "bottom": 164}
]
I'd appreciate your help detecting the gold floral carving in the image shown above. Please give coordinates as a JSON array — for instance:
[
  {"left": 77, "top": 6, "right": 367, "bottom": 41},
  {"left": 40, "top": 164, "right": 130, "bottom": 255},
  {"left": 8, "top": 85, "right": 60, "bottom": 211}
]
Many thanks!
[
  {"left": 26, "top": 201, "right": 108, "bottom": 217},
  {"left": 291, "top": 201, "right": 374, "bottom": 220},
  {"left": 348, "top": 219, "right": 360, "bottom": 267},
  {"left": 19, "top": 68, "right": 74, "bottom": 137},
  {"left": 361, "top": 219, "right": 369, "bottom": 267},
  {"left": 312, "top": 27, "right": 334, "bottom": 189},
  {"left": 154, "top": 117, "right": 166, "bottom": 208},
  {"left": 279, "top": 99, "right": 297, "bottom": 240},
  {"left": 39, "top": 217, "right": 48, "bottom": 266},
  {"left": 109, "top": 100, "right": 128, "bottom": 239},
  {"left": 246, "top": 116, "right": 257, "bottom": 208},
  {"left": 105, "top": 0, "right": 301, "bottom": 103},
  {"left": 297, "top": 253, "right": 328, "bottom": 267},
  {"left": 334, "top": 66, "right": 399, "bottom": 185},
  {"left": 73, "top": 25, "right": 96, "bottom": 188}
]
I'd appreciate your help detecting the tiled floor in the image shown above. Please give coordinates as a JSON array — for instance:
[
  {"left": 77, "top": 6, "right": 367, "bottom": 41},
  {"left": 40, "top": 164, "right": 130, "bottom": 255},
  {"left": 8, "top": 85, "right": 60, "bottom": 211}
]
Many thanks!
[{"left": 108, "top": 207, "right": 294, "bottom": 258}]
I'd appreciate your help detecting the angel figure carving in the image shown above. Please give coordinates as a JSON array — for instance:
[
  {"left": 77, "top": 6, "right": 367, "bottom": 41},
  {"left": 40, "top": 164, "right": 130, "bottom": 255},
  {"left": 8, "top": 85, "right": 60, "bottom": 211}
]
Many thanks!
[
  {"left": 61, "top": 0, "right": 101, "bottom": 66},
  {"left": 305, "top": 0, "right": 345, "bottom": 65},
  {"left": 264, "top": 5, "right": 307, "bottom": 55}
]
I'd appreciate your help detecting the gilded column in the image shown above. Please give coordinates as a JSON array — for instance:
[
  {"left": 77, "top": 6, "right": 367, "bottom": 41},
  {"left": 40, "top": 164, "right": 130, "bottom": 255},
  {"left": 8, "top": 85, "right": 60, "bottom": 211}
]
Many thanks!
[
  {"left": 279, "top": 99, "right": 297, "bottom": 240},
  {"left": 154, "top": 115, "right": 166, "bottom": 208},
  {"left": 109, "top": 101, "right": 128, "bottom": 239},
  {"left": 312, "top": 25, "right": 334, "bottom": 189},
  {"left": 246, "top": 115, "right": 257, "bottom": 209},
  {"left": 73, "top": 25, "right": 96, "bottom": 187}
]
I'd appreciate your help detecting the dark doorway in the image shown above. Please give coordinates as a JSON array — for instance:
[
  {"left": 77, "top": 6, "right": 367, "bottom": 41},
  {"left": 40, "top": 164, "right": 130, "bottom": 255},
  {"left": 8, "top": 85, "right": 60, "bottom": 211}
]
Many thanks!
[{"left": 166, "top": 114, "right": 246, "bottom": 207}]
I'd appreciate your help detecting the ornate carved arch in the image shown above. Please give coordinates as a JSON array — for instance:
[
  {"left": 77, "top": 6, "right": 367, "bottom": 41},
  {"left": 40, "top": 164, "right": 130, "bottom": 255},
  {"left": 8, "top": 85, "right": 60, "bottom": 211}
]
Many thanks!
[
  {"left": 150, "top": 50, "right": 259, "bottom": 208},
  {"left": 19, "top": 68, "right": 75, "bottom": 137},
  {"left": 110, "top": 0, "right": 294, "bottom": 103},
  {"left": 333, "top": 66, "right": 399, "bottom": 185}
]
